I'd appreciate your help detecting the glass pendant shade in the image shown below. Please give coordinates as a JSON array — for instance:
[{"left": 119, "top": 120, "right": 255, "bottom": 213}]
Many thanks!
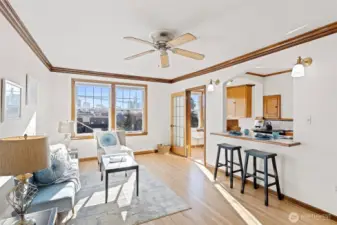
[{"left": 291, "top": 64, "right": 305, "bottom": 77}]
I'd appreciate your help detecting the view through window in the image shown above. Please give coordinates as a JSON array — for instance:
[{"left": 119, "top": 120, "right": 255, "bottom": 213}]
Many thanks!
[
  {"left": 191, "top": 93, "right": 201, "bottom": 128},
  {"left": 75, "top": 83, "right": 111, "bottom": 134},
  {"left": 116, "top": 86, "right": 145, "bottom": 133},
  {"left": 73, "top": 80, "right": 147, "bottom": 136}
]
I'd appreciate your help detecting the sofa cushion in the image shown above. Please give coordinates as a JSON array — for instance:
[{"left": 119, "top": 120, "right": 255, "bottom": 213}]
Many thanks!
[{"left": 30, "top": 181, "right": 76, "bottom": 213}]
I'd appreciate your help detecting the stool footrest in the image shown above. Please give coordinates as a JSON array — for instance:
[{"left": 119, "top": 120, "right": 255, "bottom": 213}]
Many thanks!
[
  {"left": 232, "top": 169, "right": 243, "bottom": 173},
  {"left": 245, "top": 173, "right": 264, "bottom": 181},
  {"left": 256, "top": 170, "right": 276, "bottom": 178},
  {"left": 268, "top": 182, "right": 276, "bottom": 187}
]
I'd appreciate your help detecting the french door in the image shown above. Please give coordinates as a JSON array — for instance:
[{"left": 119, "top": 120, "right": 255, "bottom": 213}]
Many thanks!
[{"left": 170, "top": 92, "right": 186, "bottom": 157}]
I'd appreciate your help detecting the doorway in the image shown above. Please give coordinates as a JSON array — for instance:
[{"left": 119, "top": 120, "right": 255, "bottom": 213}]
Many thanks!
[{"left": 186, "top": 85, "right": 206, "bottom": 165}]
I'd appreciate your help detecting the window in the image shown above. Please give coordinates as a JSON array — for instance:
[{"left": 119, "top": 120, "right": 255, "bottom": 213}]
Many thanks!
[
  {"left": 75, "top": 83, "right": 111, "bottom": 135},
  {"left": 71, "top": 79, "right": 148, "bottom": 138},
  {"left": 116, "top": 86, "right": 145, "bottom": 133}
]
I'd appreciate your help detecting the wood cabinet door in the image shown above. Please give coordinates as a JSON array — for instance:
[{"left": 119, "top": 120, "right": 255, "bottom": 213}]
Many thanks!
[
  {"left": 233, "top": 86, "right": 246, "bottom": 118},
  {"left": 264, "top": 95, "right": 281, "bottom": 119},
  {"left": 226, "top": 88, "right": 236, "bottom": 118}
]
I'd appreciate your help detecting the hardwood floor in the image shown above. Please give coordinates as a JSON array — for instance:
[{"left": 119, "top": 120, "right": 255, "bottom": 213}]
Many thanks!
[{"left": 80, "top": 153, "right": 337, "bottom": 225}]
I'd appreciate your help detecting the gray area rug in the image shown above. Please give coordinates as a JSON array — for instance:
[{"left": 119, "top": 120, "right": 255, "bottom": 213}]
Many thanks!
[{"left": 66, "top": 166, "right": 190, "bottom": 225}]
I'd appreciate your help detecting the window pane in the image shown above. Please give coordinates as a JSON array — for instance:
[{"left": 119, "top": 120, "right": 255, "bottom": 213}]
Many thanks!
[
  {"left": 116, "top": 110, "right": 143, "bottom": 132},
  {"left": 76, "top": 83, "right": 110, "bottom": 134},
  {"left": 116, "top": 86, "right": 145, "bottom": 133}
]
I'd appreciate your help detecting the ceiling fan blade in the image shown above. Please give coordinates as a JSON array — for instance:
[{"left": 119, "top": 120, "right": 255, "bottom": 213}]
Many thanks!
[
  {"left": 124, "top": 50, "right": 155, "bottom": 60},
  {"left": 171, "top": 48, "right": 205, "bottom": 60},
  {"left": 167, "top": 33, "right": 196, "bottom": 47},
  {"left": 123, "top": 36, "right": 154, "bottom": 47},
  {"left": 160, "top": 52, "right": 169, "bottom": 68}
]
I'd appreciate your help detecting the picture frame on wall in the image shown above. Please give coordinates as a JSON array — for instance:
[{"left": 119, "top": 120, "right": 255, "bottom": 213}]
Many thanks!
[{"left": 1, "top": 79, "right": 22, "bottom": 122}]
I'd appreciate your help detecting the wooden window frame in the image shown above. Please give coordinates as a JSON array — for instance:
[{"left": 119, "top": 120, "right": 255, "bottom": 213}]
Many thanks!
[{"left": 71, "top": 79, "right": 148, "bottom": 139}]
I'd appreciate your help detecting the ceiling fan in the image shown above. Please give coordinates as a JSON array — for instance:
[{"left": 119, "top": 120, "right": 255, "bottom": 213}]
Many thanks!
[{"left": 123, "top": 31, "right": 205, "bottom": 68}]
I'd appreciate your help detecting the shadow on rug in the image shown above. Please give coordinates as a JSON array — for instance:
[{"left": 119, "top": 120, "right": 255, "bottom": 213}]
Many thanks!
[{"left": 65, "top": 165, "right": 190, "bottom": 225}]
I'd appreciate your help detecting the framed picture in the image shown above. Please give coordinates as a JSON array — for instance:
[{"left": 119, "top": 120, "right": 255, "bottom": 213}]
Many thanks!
[{"left": 1, "top": 79, "right": 22, "bottom": 122}]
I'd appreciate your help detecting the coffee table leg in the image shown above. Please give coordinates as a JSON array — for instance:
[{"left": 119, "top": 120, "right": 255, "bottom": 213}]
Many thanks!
[
  {"left": 105, "top": 171, "right": 108, "bottom": 203},
  {"left": 136, "top": 167, "right": 139, "bottom": 196}
]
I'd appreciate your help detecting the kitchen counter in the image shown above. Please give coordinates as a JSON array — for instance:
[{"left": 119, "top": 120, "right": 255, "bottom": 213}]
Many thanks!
[{"left": 210, "top": 132, "right": 300, "bottom": 147}]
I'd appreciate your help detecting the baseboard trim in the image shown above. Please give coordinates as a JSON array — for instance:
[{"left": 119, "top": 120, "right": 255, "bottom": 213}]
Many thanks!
[
  {"left": 206, "top": 163, "right": 337, "bottom": 222},
  {"left": 191, "top": 144, "right": 204, "bottom": 148},
  {"left": 134, "top": 150, "right": 158, "bottom": 155},
  {"left": 79, "top": 157, "right": 97, "bottom": 162}
]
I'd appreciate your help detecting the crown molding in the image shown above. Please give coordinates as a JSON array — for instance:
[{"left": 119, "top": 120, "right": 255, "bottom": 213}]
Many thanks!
[
  {"left": 246, "top": 69, "right": 292, "bottom": 77},
  {"left": 0, "top": 0, "right": 52, "bottom": 70},
  {"left": 51, "top": 67, "right": 172, "bottom": 83},
  {"left": 1, "top": 0, "right": 337, "bottom": 84},
  {"left": 172, "top": 21, "right": 337, "bottom": 83}
]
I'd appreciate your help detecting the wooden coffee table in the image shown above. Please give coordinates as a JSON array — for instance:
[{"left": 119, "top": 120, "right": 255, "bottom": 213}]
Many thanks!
[
  {"left": 0, "top": 208, "right": 57, "bottom": 225},
  {"left": 101, "top": 153, "right": 139, "bottom": 203}
]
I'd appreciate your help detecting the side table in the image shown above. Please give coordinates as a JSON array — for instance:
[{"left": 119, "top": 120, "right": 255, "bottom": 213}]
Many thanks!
[{"left": 0, "top": 208, "right": 57, "bottom": 225}]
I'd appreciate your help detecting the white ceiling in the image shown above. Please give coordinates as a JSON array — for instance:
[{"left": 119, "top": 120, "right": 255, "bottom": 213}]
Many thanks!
[{"left": 10, "top": 0, "right": 337, "bottom": 79}]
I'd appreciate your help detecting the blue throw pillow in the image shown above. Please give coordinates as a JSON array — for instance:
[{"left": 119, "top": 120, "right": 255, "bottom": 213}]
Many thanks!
[
  {"left": 100, "top": 133, "right": 118, "bottom": 147},
  {"left": 34, "top": 148, "right": 70, "bottom": 186}
]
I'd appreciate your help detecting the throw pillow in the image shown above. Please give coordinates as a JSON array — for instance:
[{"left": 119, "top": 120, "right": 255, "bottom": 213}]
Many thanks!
[
  {"left": 100, "top": 133, "right": 118, "bottom": 147},
  {"left": 34, "top": 147, "right": 71, "bottom": 186}
]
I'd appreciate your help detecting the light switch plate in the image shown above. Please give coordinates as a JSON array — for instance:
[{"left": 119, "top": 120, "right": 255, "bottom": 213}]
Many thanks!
[{"left": 307, "top": 116, "right": 312, "bottom": 125}]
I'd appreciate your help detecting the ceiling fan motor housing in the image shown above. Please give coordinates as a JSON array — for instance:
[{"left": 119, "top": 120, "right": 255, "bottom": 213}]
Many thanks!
[{"left": 150, "top": 31, "right": 174, "bottom": 49}]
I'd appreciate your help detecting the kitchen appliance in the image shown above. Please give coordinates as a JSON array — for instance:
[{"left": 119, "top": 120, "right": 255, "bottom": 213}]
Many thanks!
[
  {"left": 265, "top": 121, "right": 273, "bottom": 131},
  {"left": 254, "top": 119, "right": 264, "bottom": 129}
]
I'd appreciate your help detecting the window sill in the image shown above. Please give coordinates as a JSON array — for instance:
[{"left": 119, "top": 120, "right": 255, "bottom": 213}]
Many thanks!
[
  {"left": 126, "top": 132, "right": 148, "bottom": 136},
  {"left": 71, "top": 135, "right": 94, "bottom": 140}
]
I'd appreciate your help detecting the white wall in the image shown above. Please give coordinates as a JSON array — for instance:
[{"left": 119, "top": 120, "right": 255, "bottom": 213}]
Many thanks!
[
  {"left": 0, "top": 15, "right": 52, "bottom": 214},
  {"left": 170, "top": 34, "right": 337, "bottom": 216},
  {"left": 40, "top": 73, "right": 171, "bottom": 158},
  {"left": 264, "top": 73, "right": 294, "bottom": 118}
]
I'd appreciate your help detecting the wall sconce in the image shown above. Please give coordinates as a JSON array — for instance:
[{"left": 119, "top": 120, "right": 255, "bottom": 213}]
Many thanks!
[
  {"left": 226, "top": 79, "right": 233, "bottom": 86},
  {"left": 291, "top": 56, "right": 313, "bottom": 77},
  {"left": 207, "top": 79, "right": 220, "bottom": 92}
]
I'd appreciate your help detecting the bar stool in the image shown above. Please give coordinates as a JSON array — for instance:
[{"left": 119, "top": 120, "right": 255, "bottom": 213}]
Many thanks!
[
  {"left": 214, "top": 143, "right": 243, "bottom": 188},
  {"left": 241, "top": 149, "right": 284, "bottom": 206}
]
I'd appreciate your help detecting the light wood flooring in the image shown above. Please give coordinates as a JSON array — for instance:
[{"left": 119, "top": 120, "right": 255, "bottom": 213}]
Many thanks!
[
  {"left": 80, "top": 153, "right": 337, "bottom": 225},
  {"left": 190, "top": 146, "right": 205, "bottom": 164}
]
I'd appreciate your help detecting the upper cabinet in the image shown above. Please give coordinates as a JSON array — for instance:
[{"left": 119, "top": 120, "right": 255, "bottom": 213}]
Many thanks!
[
  {"left": 263, "top": 95, "right": 281, "bottom": 119},
  {"left": 226, "top": 85, "right": 253, "bottom": 119}
]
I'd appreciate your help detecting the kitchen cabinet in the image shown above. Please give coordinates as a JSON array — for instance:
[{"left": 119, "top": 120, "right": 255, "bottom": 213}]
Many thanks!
[
  {"left": 263, "top": 95, "right": 281, "bottom": 119},
  {"left": 226, "top": 85, "right": 253, "bottom": 119}
]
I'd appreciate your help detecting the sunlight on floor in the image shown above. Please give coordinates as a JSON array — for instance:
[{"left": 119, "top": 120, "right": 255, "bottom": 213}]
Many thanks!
[
  {"left": 117, "top": 172, "right": 136, "bottom": 208},
  {"left": 194, "top": 162, "right": 262, "bottom": 225},
  {"left": 121, "top": 211, "right": 128, "bottom": 221},
  {"left": 195, "top": 162, "right": 214, "bottom": 182},
  {"left": 86, "top": 184, "right": 122, "bottom": 207},
  {"left": 215, "top": 184, "right": 262, "bottom": 225}
]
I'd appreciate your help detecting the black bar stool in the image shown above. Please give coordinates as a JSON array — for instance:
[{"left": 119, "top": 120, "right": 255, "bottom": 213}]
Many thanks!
[
  {"left": 214, "top": 143, "right": 243, "bottom": 188},
  {"left": 241, "top": 149, "right": 284, "bottom": 206}
]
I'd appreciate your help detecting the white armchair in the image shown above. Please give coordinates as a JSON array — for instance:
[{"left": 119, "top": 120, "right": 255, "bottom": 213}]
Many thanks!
[{"left": 95, "top": 130, "right": 134, "bottom": 172}]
